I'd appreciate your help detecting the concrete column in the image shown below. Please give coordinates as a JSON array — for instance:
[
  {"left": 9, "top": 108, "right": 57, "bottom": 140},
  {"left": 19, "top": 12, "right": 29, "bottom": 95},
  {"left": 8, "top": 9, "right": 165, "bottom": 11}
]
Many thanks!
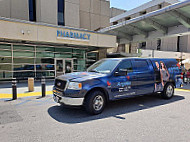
[
  {"left": 38, "top": 0, "right": 57, "bottom": 25},
  {"left": 65, "top": 0, "right": 80, "bottom": 28},
  {"left": 98, "top": 49, "right": 107, "bottom": 60},
  {"left": 0, "top": 0, "right": 11, "bottom": 18},
  {"left": 11, "top": 0, "right": 29, "bottom": 20}
]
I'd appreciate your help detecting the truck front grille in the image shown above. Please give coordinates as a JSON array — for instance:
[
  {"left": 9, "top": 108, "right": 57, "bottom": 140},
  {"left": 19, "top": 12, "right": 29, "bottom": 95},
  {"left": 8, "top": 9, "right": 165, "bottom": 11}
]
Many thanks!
[{"left": 55, "top": 79, "right": 67, "bottom": 90}]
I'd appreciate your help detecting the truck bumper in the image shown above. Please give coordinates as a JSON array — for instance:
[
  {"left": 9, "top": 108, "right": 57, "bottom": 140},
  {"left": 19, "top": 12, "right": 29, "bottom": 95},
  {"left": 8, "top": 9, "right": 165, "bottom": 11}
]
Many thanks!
[{"left": 53, "top": 94, "right": 84, "bottom": 106}]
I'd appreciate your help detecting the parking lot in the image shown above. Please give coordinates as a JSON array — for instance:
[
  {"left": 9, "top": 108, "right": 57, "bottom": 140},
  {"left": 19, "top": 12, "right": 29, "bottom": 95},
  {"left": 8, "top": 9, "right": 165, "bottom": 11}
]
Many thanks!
[{"left": 0, "top": 89, "right": 190, "bottom": 142}]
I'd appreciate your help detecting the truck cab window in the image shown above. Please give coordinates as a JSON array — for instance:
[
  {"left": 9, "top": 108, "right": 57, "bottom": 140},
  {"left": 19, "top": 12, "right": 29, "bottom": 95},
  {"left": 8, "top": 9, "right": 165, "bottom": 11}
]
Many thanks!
[
  {"left": 117, "top": 60, "right": 133, "bottom": 72},
  {"left": 133, "top": 60, "right": 149, "bottom": 71}
]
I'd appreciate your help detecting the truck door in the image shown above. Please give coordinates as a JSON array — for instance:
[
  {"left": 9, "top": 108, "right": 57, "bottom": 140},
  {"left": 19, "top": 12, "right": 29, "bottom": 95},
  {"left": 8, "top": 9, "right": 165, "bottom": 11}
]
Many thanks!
[
  {"left": 109, "top": 59, "right": 137, "bottom": 99},
  {"left": 131, "top": 59, "right": 154, "bottom": 95}
]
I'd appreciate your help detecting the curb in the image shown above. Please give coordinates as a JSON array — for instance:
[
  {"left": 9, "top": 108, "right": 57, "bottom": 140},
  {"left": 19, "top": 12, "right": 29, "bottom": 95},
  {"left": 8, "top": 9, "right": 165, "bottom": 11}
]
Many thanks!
[
  {"left": 175, "top": 88, "right": 190, "bottom": 92},
  {"left": 0, "top": 91, "right": 53, "bottom": 99}
]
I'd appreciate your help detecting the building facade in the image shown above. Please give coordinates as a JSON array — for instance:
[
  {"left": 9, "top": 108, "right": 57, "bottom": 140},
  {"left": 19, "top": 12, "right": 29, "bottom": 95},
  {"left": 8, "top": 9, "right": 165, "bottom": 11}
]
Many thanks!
[
  {"left": 0, "top": 0, "right": 110, "bottom": 31},
  {"left": 0, "top": 0, "right": 116, "bottom": 80},
  {"left": 108, "top": 0, "right": 190, "bottom": 57}
]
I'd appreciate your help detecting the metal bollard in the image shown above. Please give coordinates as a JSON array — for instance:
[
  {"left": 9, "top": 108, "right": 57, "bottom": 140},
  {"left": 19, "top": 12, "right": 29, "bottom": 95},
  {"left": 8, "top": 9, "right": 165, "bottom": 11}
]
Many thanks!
[
  {"left": 41, "top": 76, "right": 46, "bottom": 97},
  {"left": 12, "top": 78, "right": 17, "bottom": 100}
]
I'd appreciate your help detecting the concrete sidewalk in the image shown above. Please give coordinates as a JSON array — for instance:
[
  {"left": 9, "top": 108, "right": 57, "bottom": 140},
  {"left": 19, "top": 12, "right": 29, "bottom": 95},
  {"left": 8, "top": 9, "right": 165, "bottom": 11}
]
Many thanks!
[{"left": 0, "top": 80, "right": 54, "bottom": 99}]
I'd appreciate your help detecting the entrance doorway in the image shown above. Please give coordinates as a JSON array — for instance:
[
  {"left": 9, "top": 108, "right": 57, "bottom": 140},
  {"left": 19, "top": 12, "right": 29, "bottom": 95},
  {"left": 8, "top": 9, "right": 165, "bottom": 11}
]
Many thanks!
[{"left": 55, "top": 59, "right": 73, "bottom": 77}]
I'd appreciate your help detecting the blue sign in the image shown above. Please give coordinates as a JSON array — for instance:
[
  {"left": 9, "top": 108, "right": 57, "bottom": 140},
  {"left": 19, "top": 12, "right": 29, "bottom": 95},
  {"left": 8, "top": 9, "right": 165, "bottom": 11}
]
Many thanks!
[{"left": 57, "top": 30, "right": 91, "bottom": 40}]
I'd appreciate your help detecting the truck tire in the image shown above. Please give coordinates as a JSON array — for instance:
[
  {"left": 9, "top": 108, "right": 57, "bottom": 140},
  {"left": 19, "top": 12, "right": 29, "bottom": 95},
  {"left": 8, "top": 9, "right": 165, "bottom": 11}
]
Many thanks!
[
  {"left": 162, "top": 83, "right": 174, "bottom": 99},
  {"left": 85, "top": 90, "right": 106, "bottom": 115}
]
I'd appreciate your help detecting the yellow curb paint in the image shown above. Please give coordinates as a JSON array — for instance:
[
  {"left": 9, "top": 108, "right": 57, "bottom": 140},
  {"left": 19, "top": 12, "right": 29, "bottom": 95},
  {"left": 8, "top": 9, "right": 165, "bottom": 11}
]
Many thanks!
[
  {"left": 0, "top": 91, "right": 53, "bottom": 99},
  {"left": 175, "top": 88, "right": 190, "bottom": 92},
  {"left": 1, "top": 89, "right": 189, "bottom": 99}
]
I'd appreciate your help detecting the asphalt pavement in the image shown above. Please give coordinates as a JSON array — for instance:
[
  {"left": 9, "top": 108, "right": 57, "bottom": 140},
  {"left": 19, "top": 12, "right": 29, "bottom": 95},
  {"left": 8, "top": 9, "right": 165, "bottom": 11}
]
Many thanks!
[{"left": 0, "top": 90, "right": 190, "bottom": 142}]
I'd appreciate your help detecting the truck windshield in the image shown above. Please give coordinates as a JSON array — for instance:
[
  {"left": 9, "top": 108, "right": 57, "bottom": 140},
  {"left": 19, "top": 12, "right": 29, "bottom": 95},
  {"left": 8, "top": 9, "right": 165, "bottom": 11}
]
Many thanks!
[{"left": 87, "top": 60, "right": 120, "bottom": 74}]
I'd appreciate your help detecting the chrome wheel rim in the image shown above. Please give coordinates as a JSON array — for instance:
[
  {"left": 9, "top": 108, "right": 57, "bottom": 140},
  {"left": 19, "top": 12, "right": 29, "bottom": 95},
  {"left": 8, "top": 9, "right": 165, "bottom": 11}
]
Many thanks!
[
  {"left": 166, "top": 85, "right": 173, "bottom": 97},
  {"left": 93, "top": 95, "right": 104, "bottom": 111}
]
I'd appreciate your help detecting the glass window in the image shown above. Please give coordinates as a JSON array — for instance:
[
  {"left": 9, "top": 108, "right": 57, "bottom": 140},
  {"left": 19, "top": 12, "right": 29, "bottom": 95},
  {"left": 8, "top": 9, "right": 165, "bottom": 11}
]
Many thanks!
[
  {"left": 58, "top": 0, "right": 65, "bottom": 26},
  {"left": 13, "top": 71, "right": 35, "bottom": 78},
  {"left": 0, "top": 57, "right": 12, "bottom": 63},
  {"left": 13, "top": 45, "right": 34, "bottom": 51},
  {"left": 14, "top": 58, "right": 34, "bottom": 64},
  {"left": 0, "top": 50, "right": 12, "bottom": 56},
  {"left": 0, "top": 44, "right": 11, "bottom": 50},
  {"left": 55, "top": 47, "right": 72, "bottom": 53},
  {"left": 74, "top": 59, "right": 85, "bottom": 72},
  {"left": 14, "top": 51, "right": 34, "bottom": 57},
  {"left": 36, "top": 71, "right": 55, "bottom": 77},
  {"left": 36, "top": 46, "right": 55, "bottom": 52},
  {"left": 0, "top": 72, "right": 12, "bottom": 79},
  {"left": 133, "top": 60, "right": 150, "bottom": 71},
  {"left": 13, "top": 65, "right": 34, "bottom": 71},
  {"left": 87, "top": 60, "right": 120, "bottom": 74},
  {"left": 36, "top": 65, "right": 54, "bottom": 70},
  {"left": 36, "top": 58, "right": 54, "bottom": 64},
  {"left": 54, "top": 53, "right": 72, "bottom": 58},
  {"left": 29, "top": 0, "right": 36, "bottom": 22},
  {"left": 36, "top": 52, "right": 54, "bottom": 58},
  {"left": 0, "top": 64, "right": 12, "bottom": 71},
  {"left": 117, "top": 60, "right": 133, "bottom": 72}
]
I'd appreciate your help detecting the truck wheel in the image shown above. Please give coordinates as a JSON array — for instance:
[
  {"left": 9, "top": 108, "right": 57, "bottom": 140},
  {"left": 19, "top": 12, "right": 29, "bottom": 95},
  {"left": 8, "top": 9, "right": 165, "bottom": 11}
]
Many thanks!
[
  {"left": 162, "top": 83, "right": 174, "bottom": 99},
  {"left": 85, "top": 90, "right": 106, "bottom": 115}
]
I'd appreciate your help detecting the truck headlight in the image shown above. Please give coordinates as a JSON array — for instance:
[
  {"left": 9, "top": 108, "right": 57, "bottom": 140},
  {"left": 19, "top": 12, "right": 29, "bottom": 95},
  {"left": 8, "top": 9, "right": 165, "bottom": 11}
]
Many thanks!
[{"left": 67, "top": 82, "right": 82, "bottom": 90}]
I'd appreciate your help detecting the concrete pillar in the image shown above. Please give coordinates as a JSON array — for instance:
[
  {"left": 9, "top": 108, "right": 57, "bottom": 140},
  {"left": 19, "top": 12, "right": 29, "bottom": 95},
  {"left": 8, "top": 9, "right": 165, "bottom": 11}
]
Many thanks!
[{"left": 98, "top": 49, "right": 107, "bottom": 60}]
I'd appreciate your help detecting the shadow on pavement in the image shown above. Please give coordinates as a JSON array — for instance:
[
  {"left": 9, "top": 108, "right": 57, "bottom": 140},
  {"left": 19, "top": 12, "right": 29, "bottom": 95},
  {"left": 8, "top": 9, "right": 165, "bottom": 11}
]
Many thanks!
[{"left": 48, "top": 94, "right": 184, "bottom": 124}]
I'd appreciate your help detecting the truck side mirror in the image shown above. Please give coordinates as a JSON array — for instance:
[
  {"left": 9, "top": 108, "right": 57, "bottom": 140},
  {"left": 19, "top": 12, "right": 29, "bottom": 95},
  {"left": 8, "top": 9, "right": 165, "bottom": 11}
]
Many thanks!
[{"left": 114, "top": 69, "right": 128, "bottom": 76}]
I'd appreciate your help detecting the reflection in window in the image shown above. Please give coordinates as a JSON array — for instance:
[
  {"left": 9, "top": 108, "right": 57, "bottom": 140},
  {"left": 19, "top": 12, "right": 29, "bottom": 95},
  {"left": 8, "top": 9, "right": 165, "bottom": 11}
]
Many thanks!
[
  {"left": 0, "top": 57, "right": 12, "bottom": 63},
  {"left": 13, "top": 71, "right": 35, "bottom": 78},
  {"left": 36, "top": 52, "right": 54, "bottom": 58},
  {"left": 29, "top": 0, "right": 36, "bottom": 22},
  {"left": 14, "top": 58, "right": 34, "bottom": 64},
  {"left": 36, "top": 46, "right": 55, "bottom": 52},
  {"left": 36, "top": 71, "right": 55, "bottom": 78},
  {"left": 58, "top": 0, "right": 65, "bottom": 26},
  {"left": 36, "top": 58, "right": 54, "bottom": 64},
  {"left": 36, "top": 65, "right": 54, "bottom": 70},
  {"left": 13, "top": 65, "right": 34, "bottom": 71},
  {"left": 14, "top": 51, "right": 34, "bottom": 57},
  {"left": 0, "top": 64, "right": 12, "bottom": 71},
  {"left": 0, "top": 44, "right": 11, "bottom": 50},
  {"left": 14, "top": 45, "right": 34, "bottom": 51},
  {"left": 0, "top": 50, "right": 12, "bottom": 56},
  {"left": 133, "top": 60, "right": 149, "bottom": 71},
  {"left": 0, "top": 72, "right": 12, "bottom": 79},
  {"left": 118, "top": 60, "right": 133, "bottom": 72}
]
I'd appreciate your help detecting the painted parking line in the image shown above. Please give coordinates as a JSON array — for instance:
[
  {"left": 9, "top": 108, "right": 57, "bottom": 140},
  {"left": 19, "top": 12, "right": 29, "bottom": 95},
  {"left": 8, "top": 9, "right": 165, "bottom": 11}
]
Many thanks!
[{"left": 0, "top": 91, "right": 53, "bottom": 99}]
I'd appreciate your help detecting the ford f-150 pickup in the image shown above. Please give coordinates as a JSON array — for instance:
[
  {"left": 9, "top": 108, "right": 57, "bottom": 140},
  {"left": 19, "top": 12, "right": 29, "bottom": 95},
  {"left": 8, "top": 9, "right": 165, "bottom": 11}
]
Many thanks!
[{"left": 53, "top": 58, "right": 183, "bottom": 114}]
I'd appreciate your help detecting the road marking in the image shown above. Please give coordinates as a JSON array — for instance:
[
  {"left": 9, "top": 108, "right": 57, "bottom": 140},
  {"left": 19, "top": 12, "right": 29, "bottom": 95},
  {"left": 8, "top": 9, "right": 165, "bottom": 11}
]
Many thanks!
[{"left": 0, "top": 91, "right": 53, "bottom": 99}]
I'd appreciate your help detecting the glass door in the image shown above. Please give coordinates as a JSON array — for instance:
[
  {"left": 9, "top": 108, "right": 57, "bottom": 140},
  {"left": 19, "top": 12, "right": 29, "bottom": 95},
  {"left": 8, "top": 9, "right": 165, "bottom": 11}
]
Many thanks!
[
  {"left": 55, "top": 59, "right": 73, "bottom": 77},
  {"left": 65, "top": 59, "right": 73, "bottom": 74},
  {"left": 55, "top": 59, "right": 64, "bottom": 77}
]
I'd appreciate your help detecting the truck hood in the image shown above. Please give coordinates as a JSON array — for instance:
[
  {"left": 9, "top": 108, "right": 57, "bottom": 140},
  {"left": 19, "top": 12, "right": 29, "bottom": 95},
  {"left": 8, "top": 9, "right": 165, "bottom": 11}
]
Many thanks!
[{"left": 56, "top": 72, "right": 107, "bottom": 82}]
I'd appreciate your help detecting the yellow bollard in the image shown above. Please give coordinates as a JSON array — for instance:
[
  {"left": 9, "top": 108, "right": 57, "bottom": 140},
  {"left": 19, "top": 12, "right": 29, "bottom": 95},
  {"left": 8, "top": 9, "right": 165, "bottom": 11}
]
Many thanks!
[{"left": 28, "top": 78, "right": 34, "bottom": 92}]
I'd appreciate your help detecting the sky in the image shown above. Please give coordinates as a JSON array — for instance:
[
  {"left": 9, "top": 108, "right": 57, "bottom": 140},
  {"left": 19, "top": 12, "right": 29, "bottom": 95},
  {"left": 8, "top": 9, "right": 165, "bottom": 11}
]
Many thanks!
[{"left": 110, "top": 0, "right": 183, "bottom": 11}]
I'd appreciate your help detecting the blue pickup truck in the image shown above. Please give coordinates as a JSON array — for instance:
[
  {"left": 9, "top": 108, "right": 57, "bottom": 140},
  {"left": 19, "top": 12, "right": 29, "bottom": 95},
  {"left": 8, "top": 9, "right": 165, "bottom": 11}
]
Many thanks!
[{"left": 53, "top": 58, "right": 183, "bottom": 114}]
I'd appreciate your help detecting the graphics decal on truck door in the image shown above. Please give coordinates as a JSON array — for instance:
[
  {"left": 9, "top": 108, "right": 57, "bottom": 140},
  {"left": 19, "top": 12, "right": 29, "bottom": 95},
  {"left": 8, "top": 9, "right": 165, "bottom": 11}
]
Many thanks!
[{"left": 109, "top": 60, "right": 137, "bottom": 99}]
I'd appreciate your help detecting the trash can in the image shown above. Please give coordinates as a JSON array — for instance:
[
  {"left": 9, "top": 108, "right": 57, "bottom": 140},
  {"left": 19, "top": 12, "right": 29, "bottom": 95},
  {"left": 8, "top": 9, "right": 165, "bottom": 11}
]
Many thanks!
[{"left": 28, "top": 78, "right": 34, "bottom": 92}]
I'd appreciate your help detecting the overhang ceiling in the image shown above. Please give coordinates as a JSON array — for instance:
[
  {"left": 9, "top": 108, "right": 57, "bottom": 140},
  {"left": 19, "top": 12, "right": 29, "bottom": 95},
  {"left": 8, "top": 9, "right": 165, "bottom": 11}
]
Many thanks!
[{"left": 100, "top": 0, "right": 190, "bottom": 43}]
